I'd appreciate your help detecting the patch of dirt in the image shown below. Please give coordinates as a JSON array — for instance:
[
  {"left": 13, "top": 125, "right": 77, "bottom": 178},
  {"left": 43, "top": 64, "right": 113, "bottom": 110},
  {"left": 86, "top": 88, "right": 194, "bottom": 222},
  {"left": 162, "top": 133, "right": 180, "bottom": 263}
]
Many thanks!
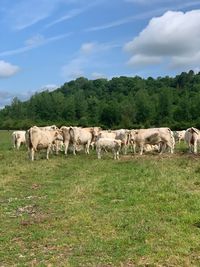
[
  {"left": 16, "top": 204, "right": 37, "bottom": 216},
  {"left": 31, "top": 183, "right": 41, "bottom": 190}
]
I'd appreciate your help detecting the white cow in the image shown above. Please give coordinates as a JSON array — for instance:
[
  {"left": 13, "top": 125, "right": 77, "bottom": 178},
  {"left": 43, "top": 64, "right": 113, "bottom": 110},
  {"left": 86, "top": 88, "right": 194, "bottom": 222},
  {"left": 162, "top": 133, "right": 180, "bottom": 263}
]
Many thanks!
[
  {"left": 27, "top": 126, "right": 63, "bottom": 160},
  {"left": 185, "top": 127, "right": 200, "bottom": 154},
  {"left": 97, "top": 129, "right": 129, "bottom": 154},
  {"left": 174, "top": 130, "right": 186, "bottom": 143},
  {"left": 60, "top": 126, "right": 71, "bottom": 155},
  {"left": 12, "top": 131, "right": 26, "bottom": 149},
  {"left": 113, "top": 129, "right": 130, "bottom": 154},
  {"left": 143, "top": 144, "right": 160, "bottom": 153},
  {"left": 130, "top": 127, "right": 174, "bottom": 155},
  {"left": 69, "top": 127, "right": 101, "bottom": 155},
  {"left": 96, "top": 138, "right": 122, "bottom": 160},
  {"left": 51, "top": 139, "right": 64, "bottom": 155}
]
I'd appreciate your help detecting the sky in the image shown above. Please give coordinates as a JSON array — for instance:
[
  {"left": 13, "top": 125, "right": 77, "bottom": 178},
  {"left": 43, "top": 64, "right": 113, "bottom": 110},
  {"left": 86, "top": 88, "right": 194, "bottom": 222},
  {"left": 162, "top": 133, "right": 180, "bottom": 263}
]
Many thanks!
[{"left": 1, "top": 0, "right": 200, "bottom": 108}]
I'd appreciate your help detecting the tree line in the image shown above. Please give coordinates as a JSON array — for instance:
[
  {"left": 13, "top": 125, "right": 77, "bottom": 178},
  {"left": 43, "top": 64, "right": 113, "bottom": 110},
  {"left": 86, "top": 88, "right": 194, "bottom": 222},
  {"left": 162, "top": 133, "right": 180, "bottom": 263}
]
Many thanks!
[{"left": 1, "top": 70, "right": 200, "bottom": 130}]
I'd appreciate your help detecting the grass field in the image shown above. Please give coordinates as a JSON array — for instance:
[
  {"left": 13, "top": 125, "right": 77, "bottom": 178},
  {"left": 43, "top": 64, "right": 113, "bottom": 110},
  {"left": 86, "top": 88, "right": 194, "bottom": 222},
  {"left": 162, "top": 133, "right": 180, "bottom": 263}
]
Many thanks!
[{"left": 1, "top": 130, "right": 200, "bottom": 266}]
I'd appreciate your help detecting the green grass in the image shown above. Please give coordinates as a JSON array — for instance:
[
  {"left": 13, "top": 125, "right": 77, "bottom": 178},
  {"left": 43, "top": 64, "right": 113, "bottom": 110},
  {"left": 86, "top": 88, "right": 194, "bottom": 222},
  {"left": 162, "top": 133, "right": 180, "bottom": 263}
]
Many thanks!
[{"left": 1, "top": 131, "right": 200, "bottom": 266}]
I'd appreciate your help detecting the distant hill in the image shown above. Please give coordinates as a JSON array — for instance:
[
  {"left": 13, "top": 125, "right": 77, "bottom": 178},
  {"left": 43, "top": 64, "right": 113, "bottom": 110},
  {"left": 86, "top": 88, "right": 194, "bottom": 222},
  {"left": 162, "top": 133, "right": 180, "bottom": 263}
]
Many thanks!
[{"left": 1, "top": 71, "right": 200, "bottom": 130}]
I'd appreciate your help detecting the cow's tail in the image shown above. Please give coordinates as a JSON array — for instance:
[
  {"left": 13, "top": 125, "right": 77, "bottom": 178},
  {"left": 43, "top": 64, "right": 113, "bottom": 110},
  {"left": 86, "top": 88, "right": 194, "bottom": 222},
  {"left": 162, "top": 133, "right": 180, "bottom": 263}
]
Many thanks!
[
  {"left": 69, "top": 126, "right": 74, "bottom": 139},
  {"left": 190, "top": 127, "right": 199, "bottom": 135},
  {"left": 28, "top": 127, "right": 37, "bottom": 151}
]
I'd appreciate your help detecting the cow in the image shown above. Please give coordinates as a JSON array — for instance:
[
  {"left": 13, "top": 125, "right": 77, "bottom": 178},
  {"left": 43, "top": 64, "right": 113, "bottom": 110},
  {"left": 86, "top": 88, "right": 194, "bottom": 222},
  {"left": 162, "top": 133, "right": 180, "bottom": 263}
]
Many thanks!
[
  {"left": 97, "top": 129, "right": 130, "bottom": 154},
  {"left": 27, "top": 126, "right": 63, "bottom": 160},
  {"left": 185, "top": 127, "right": 200, "bottom": 154},
  {"left": 114, "top": 129, "right": 130, "bottom": 154},
  {"left": 60, "top": 126, "right": 71, "bottom": 155},
  {"left": 12, "top": 131, "right": 26, "bottom": 149},
  {"left": 143, "top": 144, "right": 160, "bottom": 153},
  {"left": 96, "top": 138, "right": 122, "bottom": 160},
  {"left": 129, "top": 127, "right": 174, "bottom": 155},
  {"left": 174, "top": 130, "right": 186, "bottom": 143},
  {"left": 51, "top": 139, "right": 64, "bottom": 155},
  {"left": 69, "top": 127, "right": 101, "bottom": 155}
]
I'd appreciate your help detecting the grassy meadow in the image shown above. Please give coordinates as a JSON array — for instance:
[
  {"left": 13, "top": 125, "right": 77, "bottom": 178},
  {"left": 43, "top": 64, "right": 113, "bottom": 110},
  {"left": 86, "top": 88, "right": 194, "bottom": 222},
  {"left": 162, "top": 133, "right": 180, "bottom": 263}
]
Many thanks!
[{"left": 1, "top": 130, "right": 200, "bottom": 266}]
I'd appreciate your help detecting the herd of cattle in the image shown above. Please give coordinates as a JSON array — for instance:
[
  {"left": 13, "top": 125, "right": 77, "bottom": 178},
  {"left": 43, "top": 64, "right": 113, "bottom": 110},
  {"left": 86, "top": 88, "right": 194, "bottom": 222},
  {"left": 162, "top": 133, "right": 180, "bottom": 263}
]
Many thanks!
[{"left": 11, "top": 126, "right": 198, "bottom": 161}]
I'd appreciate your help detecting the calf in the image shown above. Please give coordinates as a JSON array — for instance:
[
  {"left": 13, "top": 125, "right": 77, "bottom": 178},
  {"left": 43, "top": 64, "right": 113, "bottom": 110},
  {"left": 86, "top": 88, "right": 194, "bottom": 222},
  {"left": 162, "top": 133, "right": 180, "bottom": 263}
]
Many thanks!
[
  {"left": 174, "top": 130, "right": 186, "bottom": 143},
  {"left": 97, "top": 129, "right": 129, "bottom": 154},
  {"left": 96, "top": 138, "right": 122, "bottom": 160},
  {"left": 12, "top": 131, "right": 26, "bottom": 149}
]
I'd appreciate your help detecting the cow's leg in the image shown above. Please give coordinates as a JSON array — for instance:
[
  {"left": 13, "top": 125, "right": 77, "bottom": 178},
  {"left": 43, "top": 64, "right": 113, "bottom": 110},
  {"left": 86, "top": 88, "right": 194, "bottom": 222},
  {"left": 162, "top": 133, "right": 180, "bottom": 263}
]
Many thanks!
[
  {"left": 72, "top": 143, "right": 76, "bottom": 155},
  {"left": 116, "top": 150, "right": 120, "bottom": 160},
  {"left": 159, "top": 143, "right": 166, "bottom": 154},
  {"left": 188, "top": 143, "right": 192, "bottom": 153},
  {"left": 124, "top": 144, "right": 127, "bottom": 155},
  {"left": 113, "top": 148, "right": 116, "bottom": 159},
  {"left": 97, "top": 148, "right": 101, "bottom": 159},
  {"left": 16, "top": 141, "right": 20, "bottom": 150},
  {"left": 168, "top": 142, "right": 174, "bottom": 154},
  {"left": 30, "top": 148, "right": 34, "bottom": 161},
  {"left": 64, "top": 141, "right": 69, "bottom": 155},
  {"left": 139, "top": 144, "right": 144, "bottom": 155},
  {"left": 85, "top": 141, "right": 90, "bottom": 154},
  {"left": 194, "top": 140, "right": 197, "bottom": 154},
  {"left": 133, "top": 142, "right": 136, "bottom": 154},
  {"left": 121, "top": 143, "right": 126, "bottom": 155},
  {"left": 46, "top": 145, "right": 51, "bottom": 160},
  {"left": 55, "top": 142, "right": 59, "bottom": 155}
]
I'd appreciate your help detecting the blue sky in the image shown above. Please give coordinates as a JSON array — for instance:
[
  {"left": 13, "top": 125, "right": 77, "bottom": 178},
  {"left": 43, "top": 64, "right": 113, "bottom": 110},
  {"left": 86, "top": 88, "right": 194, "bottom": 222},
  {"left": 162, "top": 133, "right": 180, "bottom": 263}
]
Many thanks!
[{"left": 1, "top": 0, "right": 200, "bottom": 108}]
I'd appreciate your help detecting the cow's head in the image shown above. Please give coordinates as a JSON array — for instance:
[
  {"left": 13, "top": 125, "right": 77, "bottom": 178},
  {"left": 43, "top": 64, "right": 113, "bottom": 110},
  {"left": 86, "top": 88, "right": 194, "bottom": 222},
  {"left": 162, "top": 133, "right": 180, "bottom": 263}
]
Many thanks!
[{"left": 91, "top": 127, "right": 101, "bottom": 142}]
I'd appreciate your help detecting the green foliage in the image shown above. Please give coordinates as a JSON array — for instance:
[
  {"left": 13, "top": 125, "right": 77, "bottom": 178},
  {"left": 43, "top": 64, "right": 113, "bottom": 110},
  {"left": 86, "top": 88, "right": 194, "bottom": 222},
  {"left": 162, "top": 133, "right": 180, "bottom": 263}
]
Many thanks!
[{"left": 1, "top": 71, "right": 200, "bottom": 129}]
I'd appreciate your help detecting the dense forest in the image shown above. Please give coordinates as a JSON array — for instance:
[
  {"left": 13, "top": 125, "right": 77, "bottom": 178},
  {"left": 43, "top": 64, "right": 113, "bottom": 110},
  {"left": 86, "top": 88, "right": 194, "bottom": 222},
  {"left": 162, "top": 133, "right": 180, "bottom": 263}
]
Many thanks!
[{"left": 1, "top": 70, "right": 200, "bottom": 130}]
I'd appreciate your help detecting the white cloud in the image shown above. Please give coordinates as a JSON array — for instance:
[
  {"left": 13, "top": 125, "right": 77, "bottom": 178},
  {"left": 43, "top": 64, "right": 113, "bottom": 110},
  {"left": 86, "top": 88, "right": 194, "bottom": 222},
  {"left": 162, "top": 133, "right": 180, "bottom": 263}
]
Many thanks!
[
  {"left": 80, "top": 42, "right": 96, "bottom": 54},
  {"left": 39, "top": 84, "right": 59, "bottom": 92},
  {"left": 0, "top": 84, "right": 60, "bottom": 108},
  {"left": 0, "top": 90, "right": 30, "bottom": 108},
  {"left": 0, "top": 33, "right": 71, "bottom": 57},
  {"left": 61, "top": 41, "right": 119, "bottom": 80},
  {"left": 0, "top": 60, "right": 20, "bottom": 78},
  {"left": 91, "top": 72, "right": 106, "bottom": 79},
  {"left": 25, "top": 34, "right": 45, "bottom": 47},
  {"left": 45, "top": 8, "right": 84, "bottom": 28},
  {"left": 6, "top": 0, "right": 66, "bottom": 30},
  {"left": 124, "top": 10, "right": 200, "bottom": 70},
  {"left": 85, "top": 1, "right": 200, "bottom": 32},
  {"left": 127, "top": 55, "right": 162, "bottom": 67},
  {"left": 3, "top": 0, "right": 102, "bottom": 30}
]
